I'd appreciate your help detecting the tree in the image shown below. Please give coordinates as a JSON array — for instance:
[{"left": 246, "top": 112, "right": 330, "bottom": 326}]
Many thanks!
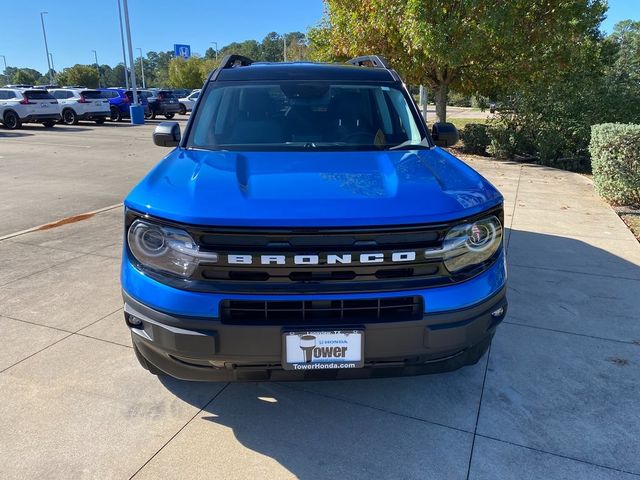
[
  {"left": 480, "top": 20, "right": 640, "bottom": 169},
  {"left": 168, "top": 56, "right": 207, "bottom": 89},
  {"left": 104, "top": 63, "right": 129, "bottom": 88},
  {"left": 56, "top": 64, "right": 99, "bottom": 88},
  {"left": 261, "top": 32, "right": 284, "bottom": 61},
  {"left": 145, "top": 50, "right": 173, "bottom": 87},
  {"left": 607, "top": 20, "right": 640, "bottom": 83},
  {"left": 309, "top": 0, "right": 606, "bottom": 122},
  {"left": 217, "top": 40, "right": 262, "bottom": 61},
  {"left": 11, "top": 68, "right": 43, "bottom": 85},
  {"left": 284, "top": 32, "right": 309, "bottom": 61}
]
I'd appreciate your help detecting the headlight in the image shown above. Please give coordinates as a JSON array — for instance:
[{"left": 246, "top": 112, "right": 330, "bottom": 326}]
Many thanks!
[
  {"left": 127, "top": 219, "right": 217, "bottom": 278},
  {"left": 426, "top": 215, "right": 502, "bottom": 273}
]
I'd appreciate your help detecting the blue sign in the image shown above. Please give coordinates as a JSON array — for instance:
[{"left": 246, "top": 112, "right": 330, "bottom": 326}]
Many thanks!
[{"left": 174, "top": 44, "right": 191, "bottom": 59}]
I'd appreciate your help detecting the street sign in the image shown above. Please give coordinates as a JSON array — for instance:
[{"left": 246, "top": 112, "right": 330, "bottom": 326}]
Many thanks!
[{"left": 174, "top": 44, "right": 191, "bottom": 59}]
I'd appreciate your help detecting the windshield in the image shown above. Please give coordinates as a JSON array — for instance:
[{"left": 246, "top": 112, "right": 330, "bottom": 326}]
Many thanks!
[{"left": 188, "top": 82, "right": 425, "bottom": 151}]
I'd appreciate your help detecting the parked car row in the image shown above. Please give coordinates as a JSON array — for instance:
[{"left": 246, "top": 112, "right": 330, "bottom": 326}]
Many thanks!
[{"left": 0, "top": 86, "right": 200, "bottom": 129}]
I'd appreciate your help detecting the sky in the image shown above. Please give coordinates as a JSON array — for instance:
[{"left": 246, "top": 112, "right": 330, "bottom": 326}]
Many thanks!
[{"left": 1, "top": 0, "right": 638, "bottom": 74}]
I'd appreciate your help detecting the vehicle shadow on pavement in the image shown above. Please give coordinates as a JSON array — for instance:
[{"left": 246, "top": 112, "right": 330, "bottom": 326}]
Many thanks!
[
  {"left": 153, "top": 229, "right": 640, "bottom": 478},
  {"left": 0, "top": 131, "right": 35, "bottom": 137}
]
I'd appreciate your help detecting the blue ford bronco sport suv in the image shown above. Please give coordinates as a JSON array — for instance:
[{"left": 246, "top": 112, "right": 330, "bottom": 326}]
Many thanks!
[{"left": 121, "top": 55, "right": 507, "bottom": 381}]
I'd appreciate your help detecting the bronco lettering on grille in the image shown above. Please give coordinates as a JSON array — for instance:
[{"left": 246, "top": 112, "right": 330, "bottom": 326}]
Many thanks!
[{"left": 226, "top": 252, "right": 417, "bottom": 266}]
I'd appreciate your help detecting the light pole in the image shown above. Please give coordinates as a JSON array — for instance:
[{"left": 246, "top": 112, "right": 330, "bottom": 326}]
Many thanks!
[
  {"left": 0, "top": 55, "right": 6, "bottom": 72},
  {"left": 122, "top": 0, "right": 139, "bottom": 111},
  {"left": 40, "top": 12, "right": 53, "bottom": 84},
  {"left": 92, "top": 50, "right": 100, "bottom": 87},
  {"left": 283, "top": 34, "right": 287, "bottom": 62},
  {"left": 117, "top": 0, "right": 130, "bottom": 88},
  {"left": 48, "top": 53, "right": 55, "bottom": 75},
  {"left": 211, "top": 42, "right": 218, "bottom": 60},
  {"left": 137, "top": 48, "right": 146, "bottom": 89}
]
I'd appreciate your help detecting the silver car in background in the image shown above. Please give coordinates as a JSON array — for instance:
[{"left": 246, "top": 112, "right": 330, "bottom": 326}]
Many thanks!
[
  {"left": 0, "top": 88, "right": 61, "bottom": 129},
  {"left": 178, "top": 89, "right": 200, "bottom": 115},
  {"left": 49, "top": 89, "right": 111, "bottom": 125}
]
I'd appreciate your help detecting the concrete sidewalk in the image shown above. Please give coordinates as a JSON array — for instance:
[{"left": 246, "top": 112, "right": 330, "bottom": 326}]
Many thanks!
[{"left": 1, "top": 159, "right": 639, "bottom": 479}]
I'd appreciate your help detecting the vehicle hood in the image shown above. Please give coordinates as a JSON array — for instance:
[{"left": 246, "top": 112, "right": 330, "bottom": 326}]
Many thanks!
[{"left": 124, "top": 147, "right": 503, "bottom": 227}]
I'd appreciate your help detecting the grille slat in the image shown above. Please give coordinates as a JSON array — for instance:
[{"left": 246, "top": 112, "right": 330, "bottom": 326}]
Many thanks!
[{"left": 221, "top": 297, "right": 423, "bottom": 325}]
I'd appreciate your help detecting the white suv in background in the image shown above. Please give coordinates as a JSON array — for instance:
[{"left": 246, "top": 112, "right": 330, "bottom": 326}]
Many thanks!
[
  {"left": 0, "top": 88, "right": 61, "bottom": 129},
  {"left": 49, "top": 89, "right": 111, "bottom": 125},
  {"left": 178, "top": 89, "right": 200, "bottom": 115}
]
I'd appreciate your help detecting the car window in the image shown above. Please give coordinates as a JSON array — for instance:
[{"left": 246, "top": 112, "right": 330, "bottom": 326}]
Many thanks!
[
  {"left": 189, "top": 82, "right": 424, "bottom": 151},
  {"left": 0, "top": 91, "right": 7, "bottom": 100},
  {"left": 81, "top": 90, "right": 103, "bottom": 99},
  {"left": 25, "top": 90, "right": 55, "bottom": 100}
]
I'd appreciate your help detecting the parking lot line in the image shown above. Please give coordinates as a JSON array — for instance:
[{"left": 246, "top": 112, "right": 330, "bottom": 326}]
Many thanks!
[{"left": 0, "top": 203, "right": 122, "bottom": 242}]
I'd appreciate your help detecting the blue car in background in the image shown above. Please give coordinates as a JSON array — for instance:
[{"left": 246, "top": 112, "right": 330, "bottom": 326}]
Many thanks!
[
  {"left": 99, "top": 88, "right": 149, "bottom": 122},
  {"left": 121, "top": 55, "right": 507, "bottom": 381}
]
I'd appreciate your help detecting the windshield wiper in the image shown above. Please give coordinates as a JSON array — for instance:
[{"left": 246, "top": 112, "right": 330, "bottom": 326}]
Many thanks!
[{"left": 387, "top": 140, "right": 429, "bottom": 151}]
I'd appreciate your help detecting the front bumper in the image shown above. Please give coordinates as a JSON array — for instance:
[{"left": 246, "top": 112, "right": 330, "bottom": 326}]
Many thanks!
[{"left": 122, "top": 252, "right": 507, "bottom": 381}]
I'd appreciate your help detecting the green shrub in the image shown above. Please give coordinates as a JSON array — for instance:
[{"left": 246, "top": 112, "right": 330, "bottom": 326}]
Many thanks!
[
  {"left": 471, "top": 95, "right": 490, "bottom": 110},
  {"left": 589, "top": 123, "right": 640, "bottom": 207},
  {"left": 448, "top": 92, "right": 472, "bottom": 107},
  {"left": 460, "top": 124, "right": 491, "bottom": 155},
  {"left": 486, "top": 125, "right": 532, "bottom": 159}
]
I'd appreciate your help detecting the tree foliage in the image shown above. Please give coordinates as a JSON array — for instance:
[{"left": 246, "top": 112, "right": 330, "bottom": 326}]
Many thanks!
[
  {"left": 55, "top": 64, "right": 99, "bottom": 88},
  {"left": 309, "top": 0, "right": 606, "bottom": 122},
  {"left": 168, "top": 56, "right": 210, "bottom": 89},
  {"left": 607, "top": 20, "right": 640, "bottom": 83},
  {"left": 13, "top": 68, "right": 43, "bottom": 85},
  {"left": 485, "top": 20, "right": 640, "bottom": 170},
  {"left": 211, "top": 32, "right": 309, "bottom": 62}
]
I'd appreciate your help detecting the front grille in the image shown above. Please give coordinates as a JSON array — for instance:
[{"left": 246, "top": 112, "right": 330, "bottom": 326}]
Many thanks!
[
  {"left": 188, "top": 222, "right": 452, "bottom": 292},
  {"left": 125, "top": 206, "right": 503, "bottom": 293},
  {"left": 220, "top": 296, "right": 423, "bottom": 325}
]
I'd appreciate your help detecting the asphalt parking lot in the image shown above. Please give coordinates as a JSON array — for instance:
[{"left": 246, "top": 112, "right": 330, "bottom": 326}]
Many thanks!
[{"left": 1, "top": 119, "right": 639, "bottom": 479}]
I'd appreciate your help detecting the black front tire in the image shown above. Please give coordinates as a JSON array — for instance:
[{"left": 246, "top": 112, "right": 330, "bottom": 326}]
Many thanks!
[
  {"left": 42, "top": 121, "right": 56, "bottom": 128},
  {"left": 178, "top": 104, "right": 186, "bottom": 115},
  {"left": 3, "top": 111, "right": 21, "bottom": 130},
  {"left": 110, "top": 107, "right": 122, "bottom": 122},
  {"left": 62, "top": 108, "right": 79, "bottom": 125},
  {"left": 164, "top": 113, "right": 175, "bottom": 119},
  {"left": 150, "top": 111, "right": 157, "bottom": 120}
]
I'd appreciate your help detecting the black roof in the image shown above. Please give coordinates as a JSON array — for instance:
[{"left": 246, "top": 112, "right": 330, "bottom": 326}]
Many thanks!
[{"left": 216, "top": 62, "right": 398, "bottom": 83}]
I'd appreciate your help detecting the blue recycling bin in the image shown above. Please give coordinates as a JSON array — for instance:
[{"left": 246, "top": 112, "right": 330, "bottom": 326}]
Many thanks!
[{"left": 130, "top": 104, "right": 144, "bottom": 125}]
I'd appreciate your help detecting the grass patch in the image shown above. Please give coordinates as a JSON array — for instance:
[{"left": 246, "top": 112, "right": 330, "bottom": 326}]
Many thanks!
[{"left": 448, "top": 117, "right": 488, "bottom": 130}]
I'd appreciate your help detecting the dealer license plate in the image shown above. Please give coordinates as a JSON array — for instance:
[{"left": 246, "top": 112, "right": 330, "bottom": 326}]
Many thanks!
[{"left": 282, "top": 330, "right": 364, "bottom": 371}]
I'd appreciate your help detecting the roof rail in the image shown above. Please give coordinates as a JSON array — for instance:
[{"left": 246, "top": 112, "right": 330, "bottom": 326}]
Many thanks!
[
  {"left": 209, "top": 54, "right": 254, "bottom": 81},
  {"left": 346, "top": 55, "right": 390, "bottom": 69}
]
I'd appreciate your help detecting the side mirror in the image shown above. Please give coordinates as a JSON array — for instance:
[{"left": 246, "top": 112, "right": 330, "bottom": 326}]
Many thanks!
[
  {"left": 431, "top": 122, "right": 459, "bottom": 147},
  {"left": 153, "top": 122, "right": 181, "bottom": 147}
]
